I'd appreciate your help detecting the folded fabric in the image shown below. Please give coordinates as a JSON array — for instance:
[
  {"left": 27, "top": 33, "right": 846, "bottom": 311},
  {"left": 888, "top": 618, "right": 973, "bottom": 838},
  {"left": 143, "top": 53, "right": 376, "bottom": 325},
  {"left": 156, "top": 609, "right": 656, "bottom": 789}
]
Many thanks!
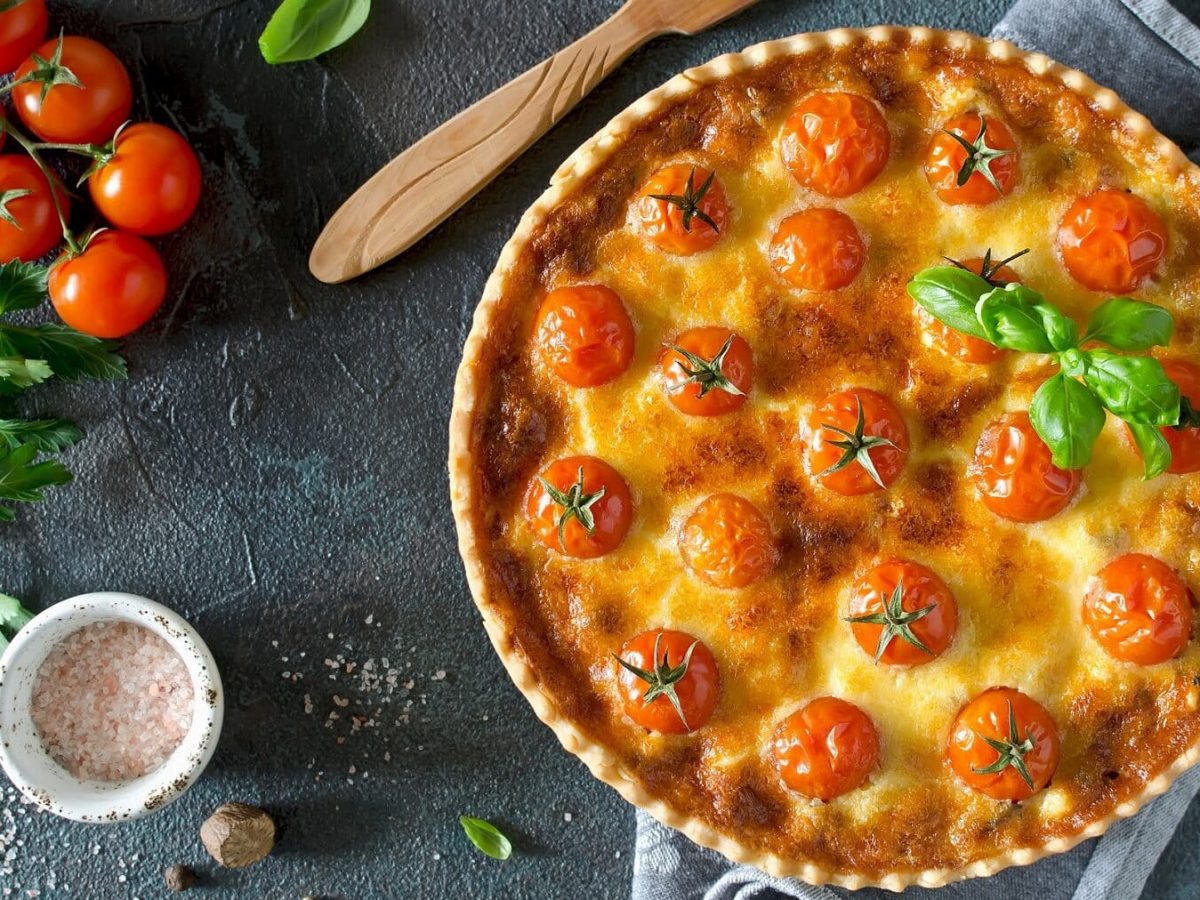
[{"left": 631, "top": 1, "right": 1200, "bottom": 897}]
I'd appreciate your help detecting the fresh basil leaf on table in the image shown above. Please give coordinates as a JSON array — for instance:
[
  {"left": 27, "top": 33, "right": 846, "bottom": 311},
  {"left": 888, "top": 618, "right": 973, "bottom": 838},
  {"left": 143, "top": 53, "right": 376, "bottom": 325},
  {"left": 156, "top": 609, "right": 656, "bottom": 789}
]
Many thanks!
[
  {"left": 259, "top": 0, "right": 371, "bottom": 64},
  {"left": 459, "top": 815, "right": 513, "bottom": 861}
]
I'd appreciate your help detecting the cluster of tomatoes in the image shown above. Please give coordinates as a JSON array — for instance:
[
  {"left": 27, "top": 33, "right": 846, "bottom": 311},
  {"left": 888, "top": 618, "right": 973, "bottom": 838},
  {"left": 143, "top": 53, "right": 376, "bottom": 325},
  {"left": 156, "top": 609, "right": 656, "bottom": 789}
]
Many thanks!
[
  {"left": 522, "top": 88, "right": 1198, "bottom": 803},
  {"left": 0, "top": 0, "right": 201, "bottom": 337}
]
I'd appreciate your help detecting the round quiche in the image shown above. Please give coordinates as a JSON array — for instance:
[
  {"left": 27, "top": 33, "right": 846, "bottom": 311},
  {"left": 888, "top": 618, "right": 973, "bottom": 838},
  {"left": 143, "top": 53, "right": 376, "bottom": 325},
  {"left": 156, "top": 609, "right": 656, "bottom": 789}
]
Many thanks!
[{"left": 449, "top": 27, "right": 1200, "bottom": 889}]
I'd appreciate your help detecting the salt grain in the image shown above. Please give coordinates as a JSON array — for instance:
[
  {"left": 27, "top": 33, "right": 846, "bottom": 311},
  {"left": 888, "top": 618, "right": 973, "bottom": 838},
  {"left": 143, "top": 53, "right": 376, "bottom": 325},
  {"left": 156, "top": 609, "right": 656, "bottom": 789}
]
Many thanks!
[{"left": 30, "top": 621, "right": 194, "bottom": 783}]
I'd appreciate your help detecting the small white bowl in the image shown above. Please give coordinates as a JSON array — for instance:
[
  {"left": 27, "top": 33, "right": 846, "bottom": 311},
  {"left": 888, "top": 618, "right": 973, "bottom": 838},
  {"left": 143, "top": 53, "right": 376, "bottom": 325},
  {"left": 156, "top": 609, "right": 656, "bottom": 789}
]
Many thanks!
[{"left": 0, "top": 592, "right": 223, "bottom": 822}]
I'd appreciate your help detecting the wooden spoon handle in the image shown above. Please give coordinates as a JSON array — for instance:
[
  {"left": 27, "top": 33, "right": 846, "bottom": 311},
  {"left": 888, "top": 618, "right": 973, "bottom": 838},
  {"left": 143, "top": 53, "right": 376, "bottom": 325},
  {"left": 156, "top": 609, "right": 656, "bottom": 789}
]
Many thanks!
[{"left": 309, "top": 4, "right": 666, "bottom": 284}]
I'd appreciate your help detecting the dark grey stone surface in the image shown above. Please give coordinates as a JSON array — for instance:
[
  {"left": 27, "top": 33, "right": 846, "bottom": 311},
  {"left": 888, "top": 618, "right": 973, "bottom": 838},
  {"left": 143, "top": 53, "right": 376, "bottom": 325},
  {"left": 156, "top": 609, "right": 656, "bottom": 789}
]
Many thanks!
[{"left": 0, "top": 0, "right": 1197, "bottom": 897}]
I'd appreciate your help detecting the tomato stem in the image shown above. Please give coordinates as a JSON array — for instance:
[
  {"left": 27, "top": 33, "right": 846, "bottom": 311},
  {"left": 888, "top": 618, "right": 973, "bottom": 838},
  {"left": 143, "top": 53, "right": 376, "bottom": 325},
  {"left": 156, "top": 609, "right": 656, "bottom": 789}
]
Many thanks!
[{"left": 0, "top": 119, "right": 80, "bottom": 255}]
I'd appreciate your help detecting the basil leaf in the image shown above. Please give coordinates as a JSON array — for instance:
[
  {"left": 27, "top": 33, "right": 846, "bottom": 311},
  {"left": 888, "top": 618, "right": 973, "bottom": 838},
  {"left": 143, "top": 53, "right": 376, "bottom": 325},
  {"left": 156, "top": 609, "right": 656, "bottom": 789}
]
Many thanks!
[
  {"left": 975, "top": 283, "right": 1073, "bottom": 353},
  {"left": 459, "top": 815, "right": 512, "bottom": 861},
  {"left": 1082, "top": 298, "right": 1173, "bottom": 350},
  {"left": 0, "top": 261, "right": 47, "bottom": 316},
  {"left": 1081, "top": 350, "right": 1180, "bottom": 425},
  {"left": 1127, "top": 422, "right": 1173, "bottom": 479},
  {"left": 1029, "top": 373, "right": 1105, "bottom": 469},
  {"left": 259, "top": 0, "right": 371, "bottom": 64},
  {"left": 906, "top": 266, "right": 992, "bottom": 341}
]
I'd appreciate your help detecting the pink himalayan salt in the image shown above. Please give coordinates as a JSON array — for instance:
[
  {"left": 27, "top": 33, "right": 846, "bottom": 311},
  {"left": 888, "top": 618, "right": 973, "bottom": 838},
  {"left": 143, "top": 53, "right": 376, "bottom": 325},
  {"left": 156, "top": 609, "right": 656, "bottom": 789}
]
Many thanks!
[{"left": 30, "top": 620, "right": 194, "bottom": 782}]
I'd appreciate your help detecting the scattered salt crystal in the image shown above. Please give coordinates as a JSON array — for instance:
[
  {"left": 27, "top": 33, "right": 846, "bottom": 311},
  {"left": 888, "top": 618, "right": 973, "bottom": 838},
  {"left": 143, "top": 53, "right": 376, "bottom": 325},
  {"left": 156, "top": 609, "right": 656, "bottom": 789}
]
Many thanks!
[
  {"left": 564, "top": 812, "right": 572, "bottom": 823},
  {"left": 432, "top": 670, "right": 446, "bottom": 681},
  {"left": 30, "top": 621, "right": 194, "bottom": 783},
  {"left": 365, "top": 614, "right": 373, "bottom": 625}
]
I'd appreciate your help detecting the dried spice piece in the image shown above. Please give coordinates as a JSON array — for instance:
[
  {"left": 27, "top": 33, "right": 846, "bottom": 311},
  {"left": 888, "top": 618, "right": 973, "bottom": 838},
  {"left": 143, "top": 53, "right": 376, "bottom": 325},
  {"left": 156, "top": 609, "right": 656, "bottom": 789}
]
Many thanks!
[
  {"left": 200, "top": 803, "right": 276, "bottom": 868},
  {"left": 163, "top": 864, "right": 195, "bottom": 892}
]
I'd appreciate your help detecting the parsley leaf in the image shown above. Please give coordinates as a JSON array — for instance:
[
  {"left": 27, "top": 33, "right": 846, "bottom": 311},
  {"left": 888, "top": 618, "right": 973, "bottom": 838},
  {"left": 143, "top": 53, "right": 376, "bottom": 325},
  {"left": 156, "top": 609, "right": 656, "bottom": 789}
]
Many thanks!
[
  {"left": 0, "top": 417, "right": 82, "bottom": 452},
  {"left": 0, "top": 357, "right": 52, "bottom": 390},
  {"left": 0, "top": 592, "right": 33, "bottom": 651},
  {"left": 0, "top": 260, "right": 47, "bottom": 315},
  {"left": 0, "top": 442, "right": 71, "bottom": 520},
  {"left": 0, "top": 325, "right": 126, "bottom": 381}
]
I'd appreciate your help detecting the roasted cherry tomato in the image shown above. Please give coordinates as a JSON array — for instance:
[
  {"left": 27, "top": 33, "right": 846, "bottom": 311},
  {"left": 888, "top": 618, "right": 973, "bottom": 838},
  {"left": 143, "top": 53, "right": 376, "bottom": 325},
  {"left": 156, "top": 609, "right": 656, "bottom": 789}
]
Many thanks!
[
  {"left": 1083, "top": 553, "right": 1193, "bottom": 665},
  {"left": 769, "top": 208, "right": 865, "bottom": 291},
  {"left": 635, "top": 164, "right": 728, "bottom": 256},
  {"left": 947, "top": 687, "right": 1060, "bottom": 801},
  {"left": 614, "top": 629, "right": 719, "bottom": 734},
  {"left": 660, "top": 326, "right": 752, "bottom": 416},
  {"left": 1125, "top": 359, "right": 1200, "bottom": 475},
  {"left": 1058, "top": 189, "right": 1167, "bottom": 293},
  {"left": 533, "top": 284, "right": 634, "bottom": 388},
  {"left": 88, "top": 123, "right": 202, "bottom": 236},
  {"left": 918, "top": 253, "right": 1021, "bottom": 364},
  {"left": 0, "top": 0, "right": 46, "bottom": 73},
  {"left": 801, "top": 389, "right": 908, "bottom": 496},
  {"left": 525, "top": 455, "right": 632, "bottom": 559},
  {"left": 13, "top": 36, "right": 132, "bottom": 143},
  {"left": 847, "top": 559, "right": 958, "bottom": 666},
  {"left": 0, "top": 154, "right": 65, "bottom": 262},
  {"left": 780, "top": 91, "right": 890, "bottom": 197},
  {"left": 678, "top": 493, "right": 776, "bottom": 588},
  {"left": 48, "top": 231, "right": 166, "bottom": 338},
  {"left": 969, "top": 412, "right": 1080, "bottom": 522},
  {"left": 772, "top": 697, "right": 880, "bottom": 801},
  {"left": 924, "top": 113, "right": 1019, "bottom": 205}
]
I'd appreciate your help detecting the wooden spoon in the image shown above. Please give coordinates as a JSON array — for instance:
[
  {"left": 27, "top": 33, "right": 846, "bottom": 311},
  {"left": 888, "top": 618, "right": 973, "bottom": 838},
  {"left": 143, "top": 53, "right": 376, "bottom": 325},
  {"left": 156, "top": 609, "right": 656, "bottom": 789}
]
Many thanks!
[{"left": 309, "top": 0, "right": 760, "bottom": 284}]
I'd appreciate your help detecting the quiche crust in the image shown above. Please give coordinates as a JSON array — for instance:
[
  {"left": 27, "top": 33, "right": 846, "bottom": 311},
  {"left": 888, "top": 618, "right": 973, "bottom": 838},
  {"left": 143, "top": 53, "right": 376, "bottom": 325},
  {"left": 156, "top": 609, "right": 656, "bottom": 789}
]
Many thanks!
[{"left": 449, "top": 26, "right": 1200, "bottom": 890}]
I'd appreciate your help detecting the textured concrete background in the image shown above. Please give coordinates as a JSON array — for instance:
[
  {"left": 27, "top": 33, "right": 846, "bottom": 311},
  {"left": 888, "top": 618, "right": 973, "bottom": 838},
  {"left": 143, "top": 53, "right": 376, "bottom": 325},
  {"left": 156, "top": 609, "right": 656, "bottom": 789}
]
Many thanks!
[{"left": 0, "top": 0, "right": 1198, "bottom": 897}]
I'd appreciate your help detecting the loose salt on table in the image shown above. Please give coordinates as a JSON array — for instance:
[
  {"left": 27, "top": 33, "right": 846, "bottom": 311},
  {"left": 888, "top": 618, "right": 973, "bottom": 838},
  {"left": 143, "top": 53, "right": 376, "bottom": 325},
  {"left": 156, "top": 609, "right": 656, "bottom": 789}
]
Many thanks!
[{"left": 30, "top": 621, "right": 194, "bottom": 782}]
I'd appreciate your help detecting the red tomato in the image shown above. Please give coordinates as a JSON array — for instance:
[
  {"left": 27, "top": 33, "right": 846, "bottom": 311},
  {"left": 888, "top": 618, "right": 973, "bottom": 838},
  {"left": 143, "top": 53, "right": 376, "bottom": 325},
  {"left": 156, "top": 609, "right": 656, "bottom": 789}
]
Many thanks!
[
  {"left": 772, "top": 697, "right": 880, "bottom": 801},
  {"left": 1125, "top": 360, "right": 1200, "bottom": 475},
  {"left": 769, "top": 208, "right": 865, "bottom": 291},
  {"left": 1058, "top": 189, "right": 1167, "bottom": 293},
  {"left": 88, "top": 124, "right": 202, "bottom": 236},
  {"left": 678, "top": 493, "right": 776, "bottom": 588},
  {"left": 525, "top": 455, "right": 632, "bottom": 559},
  {"left": 780, "top": 91, "right": 890, "bottom": 197},
  {"left": 800, "top": 389, "right": 908, "bottom": 495},
  {"left": 0, "top": 0, "right": 46, "bottom": 73},
  {"left": 1083, "top": 553, "right": 1193, "bottom": 665},
  {"left": 533, "top": 285, "right": 634, "bottom": 388},
  {"left": 0, "top": 153, "right": 65, "bottom": 262},
  {"left": 659, "top": 326, "right": 752, "bottom": 416},
  {"left": 924, "top": 113, "right": 1019, "bottom": 205},
  {"left": 947, "top": 687, "right": 1060, "bottom": 801},
  {"left": 48, "top": 231, "right": 166, "bottom": 338},
  {"left": 13, "top": 37, "right": 132, "bottom": 143},
  {"left": 919, "top": 254, "right": 1021, "bottom": 364},
  {"left": 847, "top": 559, "right": 958, "bottom": 666},
  {"left": 635, "top": 164, "right": 728, "bottom": 256},
  {"left": 969, "top": 412, "right": 1081, "bottom": 522},
  {"left": 615, "top": 629, "right": 719, "bottom": 734}
]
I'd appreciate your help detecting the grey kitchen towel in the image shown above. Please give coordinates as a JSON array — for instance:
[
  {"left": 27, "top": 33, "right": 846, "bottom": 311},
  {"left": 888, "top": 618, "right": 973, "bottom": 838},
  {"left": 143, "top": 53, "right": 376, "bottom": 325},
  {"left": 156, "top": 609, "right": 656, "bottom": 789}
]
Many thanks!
[{"left": 632, "top": 0, "right": 1200, "bottom": 898}]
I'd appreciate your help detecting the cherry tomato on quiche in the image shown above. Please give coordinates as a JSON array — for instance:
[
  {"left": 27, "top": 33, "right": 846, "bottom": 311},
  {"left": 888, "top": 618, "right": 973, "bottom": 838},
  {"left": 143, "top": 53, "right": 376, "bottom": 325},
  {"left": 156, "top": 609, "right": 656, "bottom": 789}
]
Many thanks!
[
  {"left": 13, "top": 36, "right": 132, "bottom": 143},
  {"left": 772, "top": 697, "right": 880, "bottom": 801},
  {"left": 525, "top": 455, "right": 632, "bottom": 559},
  {"left": 48, "top": 231, "right": 166, "bottom": 338},
  {"left": 924, "top": 113, "right": 1019, "bottom": 205},
  {"left": 769, "top": 208, "right": 865, "bottom": 291},
  {"left": 678, "top": 493, "right": 776, "bottom": 588},
  {"left": 1126, "top": 359, "right": 1200, "bottom": 475},
  {"left": 780, "top": 91, "right": 890, "bottom": 197},
  {"left": 847, "top": 559, "right": 958, "bottom": 666},
  {"left": 947, "top": 687, "right": 1060, "bottom": 801},
  {"left": 88, "top": 124, "right": 202, "bottom": 236},
  {"left": 635, "top": 164, "right": 728, "bottom": 256},
  {"left": 969, "top": 412, "right": 1081, "bottom": 523},
  {"left": 614, "top": 629, "right": 719, "bottom": 734},
  {"left": 1083, "top": 553, "right": 1193, "bottom": 665},
  {"left": 0, "top": 0, "right": 46, "bottom": 73},
  {"left": 1057, "top": 189, "right": 1167, "bottom": 293},
  {"left": 918, "top": 253, "right": 1021, "bottom": 364},
  {"left": 800, "top": 389, "right": 908, "bottom": 496},
  {"left": 660, "top": 326, "right": 752, "bottom": 416},
  {"left": 533, "top": 284, "right": 634, "bottom": 388},
  {"left": 0, "top": 154, "right": 66, "bottom": 262}
]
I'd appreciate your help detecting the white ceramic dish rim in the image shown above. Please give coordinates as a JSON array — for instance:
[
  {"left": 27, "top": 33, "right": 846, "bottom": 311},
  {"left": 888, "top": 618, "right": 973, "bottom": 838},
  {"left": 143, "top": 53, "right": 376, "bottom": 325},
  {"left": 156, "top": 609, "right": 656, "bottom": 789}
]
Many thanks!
[{"left": 0, "top": 591, "right": 224, "bottom": 823}]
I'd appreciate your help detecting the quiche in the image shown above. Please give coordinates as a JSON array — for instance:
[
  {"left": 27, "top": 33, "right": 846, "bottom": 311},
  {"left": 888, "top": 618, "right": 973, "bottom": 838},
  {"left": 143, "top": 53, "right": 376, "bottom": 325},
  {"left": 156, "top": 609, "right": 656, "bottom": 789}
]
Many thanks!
[{"left": 449, "top": 26, "right": 1200, "bottom": 889}]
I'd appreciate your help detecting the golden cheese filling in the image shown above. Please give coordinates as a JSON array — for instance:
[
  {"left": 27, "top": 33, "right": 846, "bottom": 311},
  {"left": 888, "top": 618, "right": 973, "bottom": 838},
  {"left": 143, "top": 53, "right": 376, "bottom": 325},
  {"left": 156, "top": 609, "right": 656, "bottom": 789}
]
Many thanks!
[{"left": 455, "top": 38, "right": 1200, "bottom": 878}]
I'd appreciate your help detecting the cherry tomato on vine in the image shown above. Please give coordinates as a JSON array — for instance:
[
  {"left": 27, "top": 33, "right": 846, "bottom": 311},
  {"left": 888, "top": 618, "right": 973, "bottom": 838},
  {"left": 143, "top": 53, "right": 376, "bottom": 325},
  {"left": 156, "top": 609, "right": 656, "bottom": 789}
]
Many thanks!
[
  {"left": 800, "top": 389, "right": 908, "bottom": 495},
  {"left": 48, "top": 231, "right": 167, "bottom": 338},
  {"left": 772, "top": 697, "right": 880, "bottom": 801},
  {"left": 14, "top": 36, "right": 132, "bottom": 143},
  {"left": 969, "top": 412, "right": 1080, "bottom": 522},
  {"left": 1083, "top": 553, "right": 1193, "bottom": 665},
  {"left": 88, "top": 124, "right": 202, "bottom": 236},
  {"left": 635, "top": 164, "right": 728, "bottom": 256},
  {"left": 614, "top": 629, "right": 719, "bottom": 734},
  {"left": 678, "top": 493, "right": 777, "bottom": 589},
  {"left": 0, "top": 153, "right": 65, "bottom": 262},
  {"left": 947, "top": 687, "right": 1059, "bottom": 801},
  {"left": 846, "top": 559, "right": 958, "bottom": 666},
  {"left": 0, "top": 0, "right": 46, "bottom": 73},
  {"left": 780, "top": 91, "right": 890, "bottom": 197},
  {"left": 659, "top": 326, "right": 752, "bottom": 417},
  {"left": 525, "top": 455, "right": 633, "bottom": 559},
  {"left": 924, "top": 113, "right": 1019, "bottom": 205}
]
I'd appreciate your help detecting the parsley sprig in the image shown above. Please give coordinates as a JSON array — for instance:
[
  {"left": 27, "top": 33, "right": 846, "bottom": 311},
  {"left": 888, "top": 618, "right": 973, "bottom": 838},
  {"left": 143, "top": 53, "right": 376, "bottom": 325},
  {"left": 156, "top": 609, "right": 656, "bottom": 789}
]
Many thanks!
[
  {"left": 908, "top": 256, "right": 1182, "bottom": 478},
  {"left": 0, "top": 592, "right": 34, "bottom": 651}
]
